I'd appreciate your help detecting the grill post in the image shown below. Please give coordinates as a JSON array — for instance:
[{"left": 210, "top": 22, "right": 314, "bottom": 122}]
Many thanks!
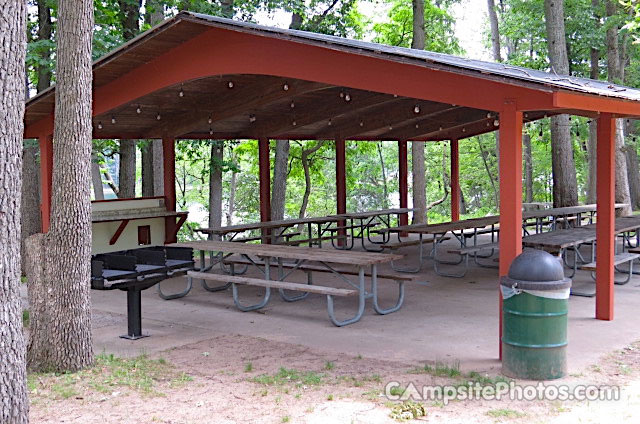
[{"left": 120, "top": 288, "right": 149, "bottom": 340}]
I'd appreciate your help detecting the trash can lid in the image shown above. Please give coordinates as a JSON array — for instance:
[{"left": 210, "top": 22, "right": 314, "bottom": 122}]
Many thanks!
[{"left": 500, "top": 249, "right": 571, "bottom": 291}]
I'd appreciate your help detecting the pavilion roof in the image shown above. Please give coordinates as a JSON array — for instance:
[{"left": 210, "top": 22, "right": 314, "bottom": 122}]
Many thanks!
[{"left": 23, "top": 11, "right": 640, "bottom": 141}]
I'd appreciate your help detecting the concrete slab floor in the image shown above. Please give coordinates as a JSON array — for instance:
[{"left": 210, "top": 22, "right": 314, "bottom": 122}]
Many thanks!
[{"left": 37, "top": 239, "right": 640, "bottom": 376}]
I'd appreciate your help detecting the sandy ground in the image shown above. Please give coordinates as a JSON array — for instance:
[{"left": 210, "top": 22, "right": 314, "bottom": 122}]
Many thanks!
[{"left": 28, "top": 331, "right": 640, "bottom": 424}]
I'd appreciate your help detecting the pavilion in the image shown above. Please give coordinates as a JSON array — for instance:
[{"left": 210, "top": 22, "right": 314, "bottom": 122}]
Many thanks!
[{"left": 22, "top": 11, "right": 640, "bottom": 351}]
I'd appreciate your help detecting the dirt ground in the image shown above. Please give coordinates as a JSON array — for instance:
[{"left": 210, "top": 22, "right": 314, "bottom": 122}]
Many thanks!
[{"left": 28, "top": 332, "right": 640, "bottom": 424}]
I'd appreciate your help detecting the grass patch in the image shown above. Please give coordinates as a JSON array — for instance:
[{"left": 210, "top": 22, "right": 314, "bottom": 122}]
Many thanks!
[
  {"left": 251, "top": 367, "right": 324, "bottom": 388},
  {"left": 409, "top": 360, "right": 461, "bottom": 378},
  {"left": 389, "top": 401, "right": 427, "bottom": 421},
  {"left": 485, "top": 408, "right": 526, "bottom": 418},
  {"left": 28, "top": 353, "right": 191, "bottom": 400},
  {"left": 324, "top": 361, "right": 335, "bottom": 370},
  {"left": 244, "top": 362, "right": 253, "bottom": 373}
]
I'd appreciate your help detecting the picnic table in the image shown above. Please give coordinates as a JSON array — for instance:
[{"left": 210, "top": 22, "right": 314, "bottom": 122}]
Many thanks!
[
  {"left": 196, "top": 208, "right": 414, "bottom": 251},
  {"left": 378, "top": 204, "right": 629, "bottom": 276},
  {"left": 522, "top": 215, "right": 640, "bottom": 295},
  {"left": 169, "top": 240, "right": 409, "bottom": 326}
]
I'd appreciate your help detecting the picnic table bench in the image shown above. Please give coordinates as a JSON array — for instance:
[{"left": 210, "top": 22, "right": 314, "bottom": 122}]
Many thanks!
[{"left": 170, "top": 240, "right": 408, "bottom": 326}]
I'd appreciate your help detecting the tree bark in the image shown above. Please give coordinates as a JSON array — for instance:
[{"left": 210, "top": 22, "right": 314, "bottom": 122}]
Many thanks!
[
  {"left": 145, "top": 0, "right": 164, "bottom": 24},
  {"left": 411, "top": 1, "right": 427, "bottom": 223},
  {"left": 36, "top": 0, "right": 53, "bottom": 92},
  {"left": 377, "top": 142, "right": 390, "bottom": 208},
  {"left": 271, "top": 140, "right": 290, "bottom": 221},
  {"left": 91, "top": 153, "right": 104, "bottom": 200},
  {"left": 34, "top": 0, "right": 95, "bottom": 372},
  {"left": 298, "top": 141, "right": 325, "bottom": 222},
  {"left": 21, "top": 145, "right": 41, "bottom": 277},
  {"left": 209, "top": 142, "right": 223, "bottom": 232},
  {"left": 487, "top": 0, "right": 502, "bottom": 62},
  {"left": 605, "top": 0, "right": 632, "bottom": 215},
  {"left": 227, "top": 152, "right": 237, "bottom": 226},
  {"left": 625, "top": 143, "right": 640, "bottom": 209},
  {"left": 0, "top": 1, "right": 29, "bottom": 420},
  {"left": 411, "top": 142, "right": 427, "bottom": 223},
  {"left": 544, "top": 0, "right": 578, "bottom": 207},
  {"left": 523, "top": 133, "right": 533, "bottom": 203},
  {"left": 118, "top": 139, "right": 136, "bottom": 197},
  {"left": 152, "top": 140, "right": 164, "bottom": 196}
]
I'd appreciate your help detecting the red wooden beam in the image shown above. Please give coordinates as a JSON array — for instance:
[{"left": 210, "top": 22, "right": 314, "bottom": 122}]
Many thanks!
[
  {"left": 498, "top": 102, "right": 523, "bottom": 360},
  {"left": 596, "top": 114, "right": 616, "bottom": 320},
  {"left": 335, "top": 138, "right": 347, "bottom": 246},
  {"left": 163, "top": 138, "right": 177, "bottom": 243},
  {"left": 166, "top": 213, "right": 189, "bottom": 244},
  {"left": 398, "top": 140, "right": 409, "bottom": 227},
  {"left": 450, "top": 139, "right": 460, "bottom": 222},
  {"left": 39, "top": 134, "right": 53, "bottom": 233},
  {"left": 25, "top": 27, "right": 561, "bottom": 138},
  {"left": 109, "top": 219, "right": 130, "bottom": 245},
  {"left": 258, "top": 138, "right": 271, "bottom": 223}
]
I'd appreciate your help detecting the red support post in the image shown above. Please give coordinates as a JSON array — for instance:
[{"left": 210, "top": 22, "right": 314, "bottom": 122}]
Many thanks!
[
  {"left": 163, "top": 138, "right": 177, "bottom": 243},
  {"left": 596, "top": 114, "right": 616, "bottom": 320},
  {"left": 258, "top": 138, "right": 271, "bottom": 223},
  {"left": 335, "top": 138, "right": 347, "bottom": 246},
  {"left": 498, "top": 102, "right": 523, "bottom": 359},
  {"left": 39, "top": 134, "right": 53, "bottom": 233},
  {"left": 398, "top": 140, "right": 409, "bottom": 227},
  {"left": 450, "top": 139, "right": 460, "bottom": 222}
]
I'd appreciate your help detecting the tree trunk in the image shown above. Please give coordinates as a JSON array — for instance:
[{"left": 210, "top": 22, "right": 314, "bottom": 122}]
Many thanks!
[
  {"left": 118, "top": 139, "right": 136, "bottom": 197},
  {"left": 141, "top": 142, "right": 154, "bottom": 197},
  {"left": 477, "top": 139, "right": 499, "bottom": 208},
  {"left": 91, "top": 153, "right": 104, "bottom": 200},
  {"left": 227, "top": 153, "right": 237, "bottom": 226},
  {"left": 411, "top": 0, "right": 425, "bottom": 50},
  {"left": 411, "top": 1, "right": 426, "bottom": 223},
  {"left": 487, "top": 0, "right": 502, "bottom": 62},
  {"left": 118, "top": 1, "right": 141, "bottom": 197},
  {"left": 145, "top": 0, "right": 164, "bottom": 24},
  {"left": 0, "top": 1, "right": 29, "bottom": 420},
  {"left": 33, "top": 0, "right": 95, "bottom": 372},
  {"left": 459, "top": 185, "right": 467, "bottom": 215},
  {"left": 21, "top": 145, "right": 41, "bottom": 276},
  {"left": 606, "top": 0, "right": 632, "bottom": 215},
  {"left": 298, "top": 141, "right": 325, "bottom": 222},
  {"left": 544, "top": 0, "right": 578, "bottom": 207},
  {"left": 152, "top": 140, "right": 163, "bottom": 196},
  {"left": 271, "top": 140, "right": 290, "bottom": 221},
  {"left": 209, "top": 142, "right": 223, "bottom": 232},
  {"left": 36, "top": 0, "right": 53, "bottom": 92},
  {"left": 523, "top": 133, "right": 533, "bottom": 203},
  {"left": 377, "top": 142, "right": 390, "bottom": 208},
  {"left": 586, "top": 0, "right": 600, "bottom": 204},
  {"left": 411, "top": 142, "right": 427, "bottom": 223},
  {"left": 625, "top": 143, "right": 640, "bottom": 209}
]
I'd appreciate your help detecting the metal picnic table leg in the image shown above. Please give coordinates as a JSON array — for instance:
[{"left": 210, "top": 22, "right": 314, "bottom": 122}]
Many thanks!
[
  {"left": 391, "top": 233, "right": 425, "bottom": 273},
  {"left": 327, "top": 266, "right": 366, "bottom": 326},
  {"left": 371, "top": 264, "right": 405, "bottom": 315},
  {"left": 361, "top": 217, "right": 383, "bottom": 252},
  {"left": 278, "top": 258, "right": 312, "bottom": 302},
  {"left": 233, "top": 259, "right": 271, "bottom": 312},
  {"left": 201, "top": 251, "right": 233, "bottom": 292}
]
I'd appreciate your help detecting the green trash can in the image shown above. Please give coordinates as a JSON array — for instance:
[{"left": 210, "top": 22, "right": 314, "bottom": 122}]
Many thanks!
[{"left": 501, "top": 249, "right": 571, "bottom": 380}]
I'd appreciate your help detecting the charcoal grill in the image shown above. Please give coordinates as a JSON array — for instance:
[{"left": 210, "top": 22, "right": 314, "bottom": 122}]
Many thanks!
[{"left": 91, "top": 246, "right": 194, "bottom": 339}]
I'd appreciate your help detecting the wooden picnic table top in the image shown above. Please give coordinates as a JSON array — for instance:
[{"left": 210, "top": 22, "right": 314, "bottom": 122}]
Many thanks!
[
  {"left": 333, "top": 208, "right": 414, "bottom": 219},
  {"left": 522, "top": 215, "right": 640, "bottom": 251},
  {"left": 197, "top": 208, "right": 414, "bottom": 235},
  {"left": 197, "top": 215, "right": 340, "bottom": 235},
  {"left": 170, "top": 240, "right": 403, "bottom": 265},
  {"left": 522, "top": 203, "right": 627, "bottom": 219}
]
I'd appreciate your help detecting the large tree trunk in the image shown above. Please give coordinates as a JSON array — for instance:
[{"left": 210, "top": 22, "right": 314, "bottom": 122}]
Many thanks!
[
  {"left": 411, "top": 142, "right": 427, "bottom": 223},
  {"left": 271, "top": 140, "right": 290, "bottom": 221},
  {"left": 118, "top": 1, "right": 141, "bottom": 197},
  {"left": 586, "top": 0, "right": 600, "bottom": 204},
  {"left": 36, "top": 0, "right": 52, "bottom": 92},
  {"left": 625, "top": 142, "right": 640, "bottom": 209},
  {"left": 487, "top": 0, "right": 502, "bottom": 62},
  {"left": 209, "top": 142, "right": 223, "bottom": 232},
  {"left": 152, "top": 140, "right": 164, "bottom": 196},
  {"left": 91, "top": 153, "right": 104, "bottom": 200},
  {"left": 523, "top": 133, "right": 533, "bottom": 203},
  {"left": 21, "top": 145, "right": 41, "bottom": 277},
  {"left": 32, "top": 0, "right": 95, "bottom": 372},
  {"left": 118, "top": 139, "right": 136, "bottom": 197},
  {"left": 227, "top": 152, "right": 237, "bottom": 226},
  {"left": 0, "top": 1, "right": 29, "bottom": 420},
  {"left": 411, "top": 0, "right": 427, "bottom": 224},
  {"left": 544, "top": 0, "right": 578, "bottom": 207},
  {"left": 606, "top": 0, "right": 632, "bottom": 215}
]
